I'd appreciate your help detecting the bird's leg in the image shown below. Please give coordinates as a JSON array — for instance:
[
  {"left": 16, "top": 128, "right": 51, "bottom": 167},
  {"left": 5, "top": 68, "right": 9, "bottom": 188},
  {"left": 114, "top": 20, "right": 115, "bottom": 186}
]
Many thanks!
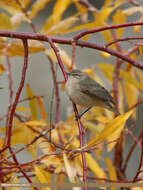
[{"left": 76, "top": 106, "right": 92, "bottom": 119}]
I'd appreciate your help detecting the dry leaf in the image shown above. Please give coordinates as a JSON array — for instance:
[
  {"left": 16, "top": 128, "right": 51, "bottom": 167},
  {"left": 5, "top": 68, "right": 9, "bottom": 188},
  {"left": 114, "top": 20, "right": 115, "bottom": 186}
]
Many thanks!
[{"left": 85, "top": 110, "right": 133, "bottom": 149}]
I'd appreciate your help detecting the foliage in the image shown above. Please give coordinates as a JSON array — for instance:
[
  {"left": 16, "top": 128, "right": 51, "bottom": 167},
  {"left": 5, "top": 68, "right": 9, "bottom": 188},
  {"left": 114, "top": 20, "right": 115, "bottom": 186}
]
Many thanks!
[{"left": 0, "top": 0, "right": 143, "bottom": 189}]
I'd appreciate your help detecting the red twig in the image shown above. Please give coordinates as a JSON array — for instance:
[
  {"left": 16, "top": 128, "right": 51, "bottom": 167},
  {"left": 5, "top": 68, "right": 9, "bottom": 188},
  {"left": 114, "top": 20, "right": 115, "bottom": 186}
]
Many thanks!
[
  {"left": 5, "top": 41, "right": 13, "bottom": 107},
  {"left": 0, "top": 30, "right": 143, "bottom": 69},
  {"left": 15, "top": 0, "right": 37, "bottom": 33},
  {"left": 48, "top": 38, "right": 67, "bottom": 81},
  {"left": 71, "top": 41, "right": 76, "bottom": 70},
  {"left": 73, "top": 104, "right": 88, "bottom": 190},
  {"left": 6, "top": 39, "right": 28, "bottom": 146},
  {"left": 73, "top": 21, "right": 143, "bottom": 40},
  {"left": 106, "top": 36, "right": 143, "bottom": 48},
  {"left": 111, "top": 30, "right": 124, "bottom": 179},
  {"left": 3, "top": 41, "right": 13, "bottom": 149},
  {"left": 46, "top": 37, "right": 88, "bottom": 188},
  {"left": 48, "top": 56, "right": 60, "bottom": 123},
  {"left": 127, "top": 0, "right": 139, "bottom": 6},
  {"left": 122, "top": 131, "right": 142, "bottom": 173},
  {"left": 79, "top": 0, "right": 98, "bottom": 11},
  {"left": 133, "top": 129, "right": 143, "bottom": 182},
  {"left": 5, "top": 39, "right": 37, "bottom": 188}
]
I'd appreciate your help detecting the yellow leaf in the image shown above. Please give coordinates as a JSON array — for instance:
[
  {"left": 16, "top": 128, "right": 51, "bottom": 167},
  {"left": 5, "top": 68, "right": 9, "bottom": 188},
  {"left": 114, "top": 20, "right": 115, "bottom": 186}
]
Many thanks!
[
  {"left": 25, "top": 120, "right": 47, "bottom": 127},
  {"left": 63, "top": 153, "right": 76, "bottom": 183},
  {"left": 10, "top": 12, "right": 26, "bottom": 28},
  {"left": 85, "top": 153, "right": 106, "bottom": 178},
  {"left": 102, "top": 31, "right": 115, "bottom": 46},
  {"left": 94, "top": 0, "right": 124, "bottom": 26},
  {"left": 16, "top": 107, "right": 30, "bottom": 112},
  {"left": 100, "top": 51, "right": 111, "bottom": 59},
  {"left": 0, "top": 138, "right": 3, "bottom": 149},
  {"left": 118, "top": 82, "right": 124, "bottom": 115},
  {"left": 0, "top": 64, "right": 5, "bottom": 75},
  {"left": 45, "top": 48, "right": 72, "bottom": 69},
  {"left": 53, "top": 0, "right": 72, "bottom": 23},
  {"left": 97, "top": 63, "right": 143, "bottom": 90},
  {"left": 0, "top": 13, "right": 12, "bottom": 30},
  {"left": 86, "top": 110, "right": 133, "bottom": 149},
  {"left": 63, "top": 153, "right": 80, "bottom": 190},
  {"left": 65, "top": 22, "right": 95, "bottom": 34},
  {"left": 139, "top": 46, "right": 143, "bottom": 58},
  {"left": 8, "top": 39, "right": 45, "bottom": 57},
  {"left": 37, "top": 97, "right": 47, "bottom": 120},
  {"left": 105, "top": 157, "right": 117, "bottom": 190},
  {"left": 38, "top": 138, "right": 56, "bottom": 154},
  {"left": 124, "top": 81, "right": 138, "bottom": 120},
  {"left": 41, "top": 15, "right": 78, "bottom": 35},
  {"left": 112, "top": 9, "right": 126, "bottom": 37},
  {"left": 8, "top": 174, "right": 19, "bottom": 190},
  {"left": 30, "top": 0, "right": 51, "bottom": 19},
  {"left": 135, "top": 70, "right": 143, "bottom": 87},
  {"left": 131, "top": 187, "right": 143, "bottom": 190},
  {"left": 0, "top": 1, "right": 20, "bottom": 15},
  {"left": 123, "top": 6, "right": 143, "bottom": 16},
  {"left": 59, "top": 49, "right": 72, "bottom": 69},
  {"left": 120, "top": 70, "right": 143, "bottom": 91},
  {"left": 0, "top": 38, "right": 6, "bottom": 51},
  {"left": 97, "top": 63, "right": 114, "bottom": 82},
  {"left": 11, "top": 121, "right": 37, "bottom": 156},
  {"left": 74, "top": 2, "right": 87, "bottom": 14},
  {"left": 26, "top": 84, "right": 37, "bottom": 120},
  {"left": 35, "top": 166, "right": 51, "bottom": 190}
]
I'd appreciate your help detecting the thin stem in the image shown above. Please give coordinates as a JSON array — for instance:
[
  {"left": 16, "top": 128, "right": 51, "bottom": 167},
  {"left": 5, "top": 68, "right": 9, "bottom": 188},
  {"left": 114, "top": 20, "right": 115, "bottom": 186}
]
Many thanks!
[
  {"left": 73, "top": 21, "right": 143, "bottom": 40},
  {"left": 122, "top": 131, "right": 142, "bottom": 172},
  {"left": 0, "top": 31, "right": 143, "bottom": 69},
  {"left": 71, "top": 41, "right": 76, "bottom": 69},
  {"left": 6, "top": 39, "right": 29, "bottom": 146},
  {"left": 73, "top": 103, "right": 88, "bottom": 190},
  {"left": 106, "top": 36, "right": 143, "bottom": 48}
]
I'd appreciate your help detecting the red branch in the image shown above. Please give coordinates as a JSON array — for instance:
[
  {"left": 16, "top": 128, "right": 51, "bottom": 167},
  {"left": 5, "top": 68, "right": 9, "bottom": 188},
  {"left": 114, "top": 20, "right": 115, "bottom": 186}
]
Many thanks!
[
  {"left": 106, "top": 36, "right": 143, "bottom": 47},
  {"left": 133, "top": 129, "right": 143, "bottom": 182},
  {"left": 0, "top": 30, "right": 143, "bottom": 69},
  {"left": 5, "top": 39, "right": 37, "bottom": 188},
  {"left": 73, "top": 104, "right": 88, "bottom": 189},
  {"left": 73, "top": 21, "right": 143, "bottom": 40},
  {"left": 7, "top": 39, "right": 28, "bottom": 146},
  {"left": 48, "top": 56, "right": 60, "bottom": 123},
  {"left": 71, "top": 41, "right": 76, "bottom": 70}
]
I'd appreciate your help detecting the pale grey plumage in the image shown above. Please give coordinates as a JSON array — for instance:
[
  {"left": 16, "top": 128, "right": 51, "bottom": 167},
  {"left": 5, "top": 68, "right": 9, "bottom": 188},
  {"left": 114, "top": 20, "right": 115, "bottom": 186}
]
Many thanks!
[{"left": 66, "top": 69, "right": 120, "bottom": 117}]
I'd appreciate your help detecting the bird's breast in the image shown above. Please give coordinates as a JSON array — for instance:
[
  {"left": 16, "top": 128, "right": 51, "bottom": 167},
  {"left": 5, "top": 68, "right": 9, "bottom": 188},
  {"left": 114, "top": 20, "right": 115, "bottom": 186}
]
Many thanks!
[{"left": 66, "top": 77, "right": 96, "bottom": 107}]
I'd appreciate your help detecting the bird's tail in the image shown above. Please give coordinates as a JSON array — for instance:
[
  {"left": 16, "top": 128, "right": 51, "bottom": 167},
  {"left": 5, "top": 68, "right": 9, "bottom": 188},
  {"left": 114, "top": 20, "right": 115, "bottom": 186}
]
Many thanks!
[{"left": 107, "top": 103, "right": 120, "bottom": 115}]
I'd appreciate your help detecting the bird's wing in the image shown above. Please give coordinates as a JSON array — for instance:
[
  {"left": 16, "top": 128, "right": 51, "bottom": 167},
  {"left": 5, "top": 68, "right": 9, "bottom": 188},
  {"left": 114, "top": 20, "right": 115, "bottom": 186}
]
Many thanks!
[{"left": 79, "top": 75, "right": 115, "bottom": 105}]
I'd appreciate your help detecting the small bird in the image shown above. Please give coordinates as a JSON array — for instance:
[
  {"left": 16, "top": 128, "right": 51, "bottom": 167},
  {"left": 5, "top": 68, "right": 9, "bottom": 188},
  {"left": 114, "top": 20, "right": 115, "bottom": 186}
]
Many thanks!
[{"left": 65, "top": 69, "right": 120, "bottom": 118}]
